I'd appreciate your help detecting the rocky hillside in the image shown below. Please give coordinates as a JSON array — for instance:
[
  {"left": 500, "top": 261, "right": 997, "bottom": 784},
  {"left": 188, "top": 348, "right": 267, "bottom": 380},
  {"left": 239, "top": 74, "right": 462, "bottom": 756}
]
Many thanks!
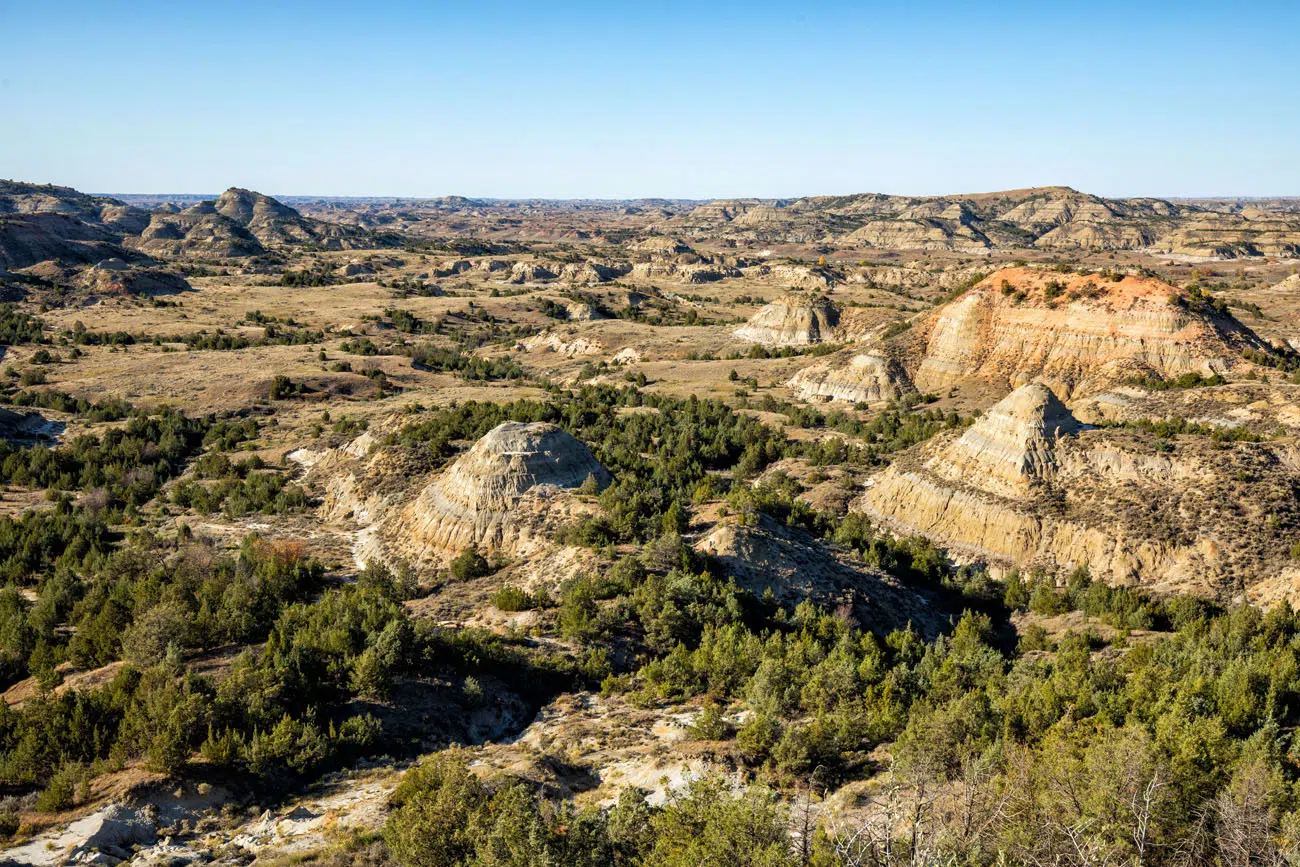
[
  {"left": 0, "top": 180, "right": 150, "bottom": 233},
  {"left": 1, "top": 181, "right": 371, "bottom": 286},
  {"left": 350, "top": 422, "right": 610, "bottom": 568},
  {"left": 0, "top": 181, "right": 151, "bottom": 272},
  {"left": 0, "top": 212, "right": 133, "bottom": 271},
  {"left": 734, "top": 294, "right": 841, "bottom": 345},
  {"left": 215, "top": 187, "right": 368, "bottom": 248},
  {"left": 788, "top": 351, "right": 916, "bottom": 404},
  {"left": 789, "top": 266, "right": 1271, "bottom": 403},
  {"left": 857, "top": 383, "right": 1300, "bottom": 597},
  {"left": 694, "top": 516, "right": 943, "bottom": 635},
  {"left": 135, "top": 205, "right": 267, "bottom": 258}
]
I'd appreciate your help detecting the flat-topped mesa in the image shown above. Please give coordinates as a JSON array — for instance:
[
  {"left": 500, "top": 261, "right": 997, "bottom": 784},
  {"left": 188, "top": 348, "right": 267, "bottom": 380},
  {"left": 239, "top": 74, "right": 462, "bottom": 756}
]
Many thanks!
[
  {"left": 787, "top": 351, "right": 916, "bottom": 405},
  {"left": 383, "top": 422, "right": 611, "bottom": 564},
  {"left": 929, "top": 383, "right": 1080, "bottom": 497},
  {"left": 905, "top": 266, "right": 1267, "bottom": 397},
  {"left": 734, "top": 294, "right": 840, "bottom": 346}
]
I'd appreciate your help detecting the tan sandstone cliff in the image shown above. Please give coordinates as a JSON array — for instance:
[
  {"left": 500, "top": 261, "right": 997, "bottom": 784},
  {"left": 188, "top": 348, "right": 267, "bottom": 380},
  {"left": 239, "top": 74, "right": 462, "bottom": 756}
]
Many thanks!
[
  {"left": 856, "top": 383, "right": 1300, "bottom": 599},
  {"left": 788, "top": 266, "right": 1271, "bottom": 404}
]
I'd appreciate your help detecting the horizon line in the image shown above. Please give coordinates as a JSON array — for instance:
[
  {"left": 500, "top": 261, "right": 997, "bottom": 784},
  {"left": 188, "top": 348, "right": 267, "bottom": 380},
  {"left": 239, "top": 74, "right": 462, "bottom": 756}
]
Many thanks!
[{"left": 91, "top": 189, "right": 1300, "bottom": 203}]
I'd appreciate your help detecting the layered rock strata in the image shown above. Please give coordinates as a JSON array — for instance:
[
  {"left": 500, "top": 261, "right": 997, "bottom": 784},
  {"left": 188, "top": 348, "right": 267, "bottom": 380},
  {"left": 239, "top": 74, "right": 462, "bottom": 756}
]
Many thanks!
[
  {"left": 375, "top": 422, "right": 610, "bottom": 565},
  {"left": 735, "top": 294, "right": 840, "bottom": 345},
  {"left": 857, "top": 384, "right": 1300, "bottom": 597},
  {"left": 787, "top": 351, "right": 915, "bottom": 404}
]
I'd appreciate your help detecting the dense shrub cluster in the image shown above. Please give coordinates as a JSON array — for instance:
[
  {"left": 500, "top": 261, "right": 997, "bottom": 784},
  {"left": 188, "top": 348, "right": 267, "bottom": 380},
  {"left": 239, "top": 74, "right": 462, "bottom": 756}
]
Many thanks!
[
  {"left": 408, "top": 345, "right": 526, "bottom": 381},
  {"left": 385, "top": 753, "right": 793, "bottom": 867},
  {"left": 1124, "top": 371, "right": 1226, "bottom": 390},
  {"left": 0, "top": 306, "right": 46, "bottom": 344},
  {"left": 380, "top": 562, "right": 1300, "bottom": 867},
  {"left": 0, "top": 408, "right": 208, "bottom": 506},
  {"left": 174, "top": 325, "right": 324, "bottom": 350},
  {"left": 6, "top": 388, "right": 132, "bottom": 421},
  {"left": 387, "top": 308, "right": 435, "bottom": 334},
  {"left": 170, "top": 455, "right": 309, "bottom": 517}
]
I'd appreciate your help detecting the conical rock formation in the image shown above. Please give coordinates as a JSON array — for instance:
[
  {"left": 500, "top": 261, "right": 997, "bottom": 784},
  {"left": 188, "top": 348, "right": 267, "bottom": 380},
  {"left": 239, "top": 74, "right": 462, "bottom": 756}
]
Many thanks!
[
  {"left": 855, "top": 383, "right": 1300, "bottom": 595},
  {"left": 931, "top": 383, "right": 1080, "bottom": 497},
  {"left": 377, "top": 422, "right": 610, "bottom": 565}
]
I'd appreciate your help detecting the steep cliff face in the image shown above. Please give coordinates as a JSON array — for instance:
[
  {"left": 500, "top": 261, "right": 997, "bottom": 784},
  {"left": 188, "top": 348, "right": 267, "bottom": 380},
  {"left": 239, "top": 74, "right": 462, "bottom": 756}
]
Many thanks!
[
  {"left": 734, "top": 295, "right": 841, "bottom": 345},
  {"left": 856, "top": 384, "right": 1300, "bottom": 598},
  {"left": 374, "top": 422, "right": 610, "bottom": 565}
]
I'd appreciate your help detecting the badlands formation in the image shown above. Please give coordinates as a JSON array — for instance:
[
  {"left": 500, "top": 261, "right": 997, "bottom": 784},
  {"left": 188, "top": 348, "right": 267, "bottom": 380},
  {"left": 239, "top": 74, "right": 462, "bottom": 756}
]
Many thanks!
[
  {"left": 661, "top": 186, "right": 1300, "bottom": 256},
  {"left": 9, "top": 177, "right": 1300, "bottom": 861},
  {"left": 788, "top": 351, "right": 916, "bottom": 404},
  {"left": 859, "top": 383, "right": 1300, "bottom": 597},
  {"left": 378, "top": 421, "right": 608, "bottom": 565},
  {"left": 787, "top": 267, "right": 1270, "bottom": 403},
  {"left": 733, "top": 293, "right": 841, "bottom": 345},
  {"left": 326, "top": 422, "right": 610, "bottom": 570},
  {"left": 899, "top": 269, "right": 1265, "bottom": 396}
]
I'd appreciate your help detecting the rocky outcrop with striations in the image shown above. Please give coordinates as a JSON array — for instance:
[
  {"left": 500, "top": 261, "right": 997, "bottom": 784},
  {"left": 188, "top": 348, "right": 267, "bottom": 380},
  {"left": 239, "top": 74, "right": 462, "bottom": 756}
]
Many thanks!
[
  {"left": 631, "top": 236, "right": 693, "bottom": 256},
  {"left": 923, "top": 383, "right": 1078, "bottom": 498},
  {"left": 0, "top": 181, "right": 152, "bottom": 271},
  {"left": 857, "top": 383, "right": 1300, "bottom": 598},
  {"left": 735, "top": 294, "right": 840, "bottom": 345},
  {"left": 518, "top": 330, "right": 604, "bottom": 356},
  {"left": 75, "top": 258, "right": 191, "bottom": 296},
  {"left": 629, "top": 262, "right": 742, "bottom": 283},
  {"left": 787, "top": 351, "right": 916, "bottom": 404},
  {"left": 214, "top": 187, "right": 369, "bottom": 248},
  {"left": 849, "top": 263, "right": 988, "bottom": 293},
  {"left": 136, "top": 207, "right": 266, "bottom": 258},
  {"left": 657, "top": 186, "right": 1300, "bottom": 257},
  {"left": 784, "top": 267, "right": 1267, "bottom": 405},
  {"left": 904, "top": 267, "right": 1269, "bottom": 398},
  {"left": 0, "top": 180, "right": 150, "bottom": 232},
  {"left": 376, "top": 422, "right": 611, "bottom": 565},
  {"left": 0, "top": 212, "right": 133, "bottom": 270},
  {"left": 1160, "top": 211, "right": 1300, "bottom": 258},
  {"left": 842, "top": 218, "right": 992, "bottom": 252},
  {"left": 558, "top": 261, "right": 628, "bottom": 284}
]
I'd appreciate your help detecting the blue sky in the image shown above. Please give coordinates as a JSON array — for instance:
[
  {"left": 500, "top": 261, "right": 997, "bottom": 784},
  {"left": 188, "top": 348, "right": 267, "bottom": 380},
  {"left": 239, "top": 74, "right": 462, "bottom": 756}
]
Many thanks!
[{"left": 2, "top": 0, "right": 1296, "bottom": 198}]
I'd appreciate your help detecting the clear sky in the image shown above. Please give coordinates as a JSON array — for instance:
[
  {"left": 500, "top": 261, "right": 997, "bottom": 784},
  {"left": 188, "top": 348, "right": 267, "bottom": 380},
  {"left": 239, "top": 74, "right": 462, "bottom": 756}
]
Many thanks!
[{"left": 2, "top": 0, "right": 1297, "bottom": 199}]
